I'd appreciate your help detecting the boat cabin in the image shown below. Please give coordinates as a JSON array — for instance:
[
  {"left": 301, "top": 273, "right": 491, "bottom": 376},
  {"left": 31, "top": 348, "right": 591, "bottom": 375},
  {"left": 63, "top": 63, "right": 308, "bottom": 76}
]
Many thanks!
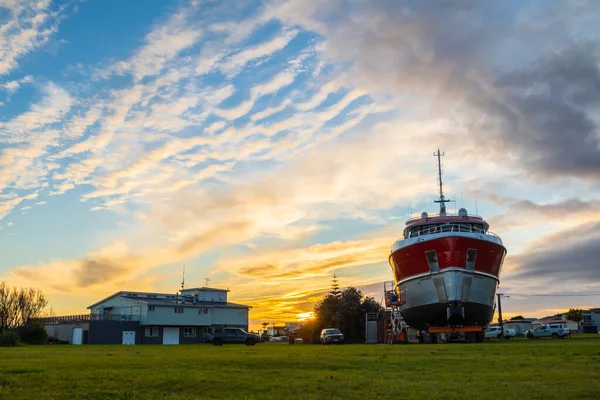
[{"left": 403, "top": 208, "right": 490, "bottom": 239}]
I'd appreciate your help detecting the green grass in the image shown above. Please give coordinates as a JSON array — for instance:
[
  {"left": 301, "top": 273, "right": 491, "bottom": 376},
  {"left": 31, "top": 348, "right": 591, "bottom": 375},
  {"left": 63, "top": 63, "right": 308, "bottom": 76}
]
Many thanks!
[{"left": 1, "top": 336, "right": 599, "bottom": 400}]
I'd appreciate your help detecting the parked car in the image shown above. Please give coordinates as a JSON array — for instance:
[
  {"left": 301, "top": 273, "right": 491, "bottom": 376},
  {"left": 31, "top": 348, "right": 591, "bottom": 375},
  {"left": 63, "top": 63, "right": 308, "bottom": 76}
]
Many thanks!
[
  {"left": 525, "top": 323, "right": 570, "bottom": 339},
  {"left": 484, "top": 326, "right": 516, "bottom": 339},
  {"left": 205, "top": 328, "right": 260, "bottom": 346},
  {"left": 320, "top": 328, "right": 344, "bottom": 344},
  {"left": 47, "top": 336, "right": 69, "bottom": 344}
]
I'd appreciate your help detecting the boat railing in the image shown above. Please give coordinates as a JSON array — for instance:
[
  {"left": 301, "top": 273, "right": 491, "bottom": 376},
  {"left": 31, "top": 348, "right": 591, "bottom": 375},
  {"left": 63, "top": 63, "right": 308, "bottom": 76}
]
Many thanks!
[
  {"left": 402, "top": 223, "right": 501, "bottom": 240},
  {"left": 405, "top": 212, "right": 483, "bottom": 224}
]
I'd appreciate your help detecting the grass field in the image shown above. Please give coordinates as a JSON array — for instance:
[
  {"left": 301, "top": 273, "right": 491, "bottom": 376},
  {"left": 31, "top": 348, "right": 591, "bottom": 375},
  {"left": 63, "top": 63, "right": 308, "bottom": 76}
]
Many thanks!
[{"left": 1, "top": 336, "right": 599, "bottom": 400}]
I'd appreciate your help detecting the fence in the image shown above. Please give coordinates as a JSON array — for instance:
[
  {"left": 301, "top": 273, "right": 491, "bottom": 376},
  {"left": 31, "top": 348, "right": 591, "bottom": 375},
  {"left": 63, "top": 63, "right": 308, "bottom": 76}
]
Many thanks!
[{"left": 33, "top": 313, "right": 141, "bottom": 325}]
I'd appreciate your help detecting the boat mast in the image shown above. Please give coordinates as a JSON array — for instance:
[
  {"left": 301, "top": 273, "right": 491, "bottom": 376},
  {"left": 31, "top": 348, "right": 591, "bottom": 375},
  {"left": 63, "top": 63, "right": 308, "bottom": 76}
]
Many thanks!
[{"left": 433, "top": 149, "right": 451, "bottom": 216}]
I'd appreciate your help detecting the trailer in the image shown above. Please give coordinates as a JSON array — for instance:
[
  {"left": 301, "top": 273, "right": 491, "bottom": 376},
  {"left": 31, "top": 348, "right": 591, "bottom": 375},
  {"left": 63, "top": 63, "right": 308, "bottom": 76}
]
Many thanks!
[{"left": 417, "top": 325, "right": 486, "bottom": 344}]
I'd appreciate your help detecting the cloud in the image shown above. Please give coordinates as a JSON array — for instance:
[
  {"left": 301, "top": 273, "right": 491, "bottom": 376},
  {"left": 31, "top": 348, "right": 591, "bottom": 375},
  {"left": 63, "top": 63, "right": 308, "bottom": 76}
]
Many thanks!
[
  {"left": 0, "top": 0, "right": 65, "bottom": 76},
  {"left": 99, "top": 4, "right": 202, "bottom": 81},
  {"left": 221, "top": 237, "right": 394, "bottom": 281},
  {"left": 0, "top": 75, "right": 33, "bottom": 93},
  {"left": 0, "top": 82, "right": 73, "bottom": 140},
  {"left": 507, "top": 222, "right": 600, "bottom": 283},
  {"left": 214, "top": 70, "right": 298, "bottom": 120},
  {"left": 219, "top": 28, "right": 298, "bottom": 78},
  {"left": 269, "top": 0, "right": 600, "bottom": 182},
  {"left": 485, "top": 196, "right": 600, "bottom": 232},
  {"left": 250, "top": 98, "right": 292, "bottom": 121},
  {"left": 470, "top": 43, "right": 600, "bottom": 181}
]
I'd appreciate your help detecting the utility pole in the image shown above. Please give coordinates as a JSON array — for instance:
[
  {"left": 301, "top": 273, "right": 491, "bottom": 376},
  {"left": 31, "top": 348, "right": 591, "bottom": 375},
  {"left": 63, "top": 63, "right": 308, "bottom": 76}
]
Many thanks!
[{"left": 497, "top": 293, "right": 509, "bottom": 339}]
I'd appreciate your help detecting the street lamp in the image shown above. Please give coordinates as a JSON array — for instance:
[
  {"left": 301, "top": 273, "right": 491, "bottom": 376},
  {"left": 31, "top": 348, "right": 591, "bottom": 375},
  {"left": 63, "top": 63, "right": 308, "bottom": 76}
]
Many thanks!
[{"left": 497, "top": 293, "right": 510, "bottom": 339}]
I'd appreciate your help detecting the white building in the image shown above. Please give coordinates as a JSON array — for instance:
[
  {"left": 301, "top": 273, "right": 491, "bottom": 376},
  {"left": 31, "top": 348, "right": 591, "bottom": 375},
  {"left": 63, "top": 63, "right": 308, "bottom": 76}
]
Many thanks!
[
  {"left": 500, "top": 318, "right": 536, "bottom": 335},
  {"left": 86, "top": 287, "right": 251, "bottom": 345},
  {"left": 582, "top": 308, "right": 600, "bottom": 333}
]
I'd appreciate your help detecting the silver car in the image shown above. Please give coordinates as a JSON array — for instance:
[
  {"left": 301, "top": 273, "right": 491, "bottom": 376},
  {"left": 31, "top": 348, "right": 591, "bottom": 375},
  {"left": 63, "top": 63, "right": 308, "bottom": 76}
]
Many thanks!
[
  {"left": 320, "top": 328, "right": 344, "bottom": 344},
  {"left": 526, "top": 323, "right": 570, "bottom": 339}
]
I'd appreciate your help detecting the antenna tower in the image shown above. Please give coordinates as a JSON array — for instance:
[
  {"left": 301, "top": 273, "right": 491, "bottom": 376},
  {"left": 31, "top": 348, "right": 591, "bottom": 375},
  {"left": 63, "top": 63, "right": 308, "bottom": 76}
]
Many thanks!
[
  {"left": 181, "top": 265, "right": 185, "bottom": 291},
  {"left": 433, "top": 149, "right": 451, "bottom": 216},
  {"left": 204, "top": 277, "right": 211, "bottom": 287}
]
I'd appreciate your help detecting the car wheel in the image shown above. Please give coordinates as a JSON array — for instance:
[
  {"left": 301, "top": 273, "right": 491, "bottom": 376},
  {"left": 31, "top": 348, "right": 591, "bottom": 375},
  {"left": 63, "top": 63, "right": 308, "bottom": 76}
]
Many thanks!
[
  {"left": 551, "top": 333, "right": 558, "bottom": 339},
  {"left": 214, "top": 338, "right": 223, "bottom": 346},
  {"left": 246, "top": 338, "right": 256, "bottom": 346},
  {"left": 527, "top": 333, "right": 534, "bottom": 339}
]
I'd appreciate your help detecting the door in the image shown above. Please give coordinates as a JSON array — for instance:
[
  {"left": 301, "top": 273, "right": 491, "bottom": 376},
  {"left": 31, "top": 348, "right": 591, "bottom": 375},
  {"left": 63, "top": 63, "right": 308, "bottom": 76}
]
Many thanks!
[
  {"left": 122, "top": 331, "right": 135, "bottom": 345},
  {"left": 366, "top": 321, "right": 377, "bottom": 344},
  {"left": 163, "top": 327, "right": 180, "bottom": 345},
  {"left": 72, "top": 327, "right": 83, "bottom": 345}
]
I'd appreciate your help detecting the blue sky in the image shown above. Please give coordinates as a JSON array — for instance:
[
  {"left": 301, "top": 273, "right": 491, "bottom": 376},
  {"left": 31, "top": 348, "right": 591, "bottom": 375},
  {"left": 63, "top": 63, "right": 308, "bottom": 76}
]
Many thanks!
[{"left": 1, "top": 0, "right": 600, "bottom": 326}]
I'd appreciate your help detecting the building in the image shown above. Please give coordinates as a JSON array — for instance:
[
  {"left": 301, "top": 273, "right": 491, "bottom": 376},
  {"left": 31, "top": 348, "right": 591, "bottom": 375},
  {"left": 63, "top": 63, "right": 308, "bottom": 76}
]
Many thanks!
[
  {"left": 37, "top": 286, "right": 251, "bottom": 345},
  {"left": 500, "top": 318, "right": 536, "bottom": 335},
  {"left": 582, "top": 308, "right": 600, "bottom": 333},
  {"left": 85, "top": 287, "right": 251, "bottom": 345},
  {"left": 531, "top": 316, "right": 579, "bottom": 333},
  {"left": 267, "top": 325, "right": 287, "bottom": 336}
]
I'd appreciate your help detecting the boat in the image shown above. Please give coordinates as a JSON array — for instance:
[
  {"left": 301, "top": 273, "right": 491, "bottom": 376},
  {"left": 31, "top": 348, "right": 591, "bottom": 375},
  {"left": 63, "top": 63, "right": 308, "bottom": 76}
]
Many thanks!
[{"left": 388, "top": 150, "right": 507, "bottom": 337}]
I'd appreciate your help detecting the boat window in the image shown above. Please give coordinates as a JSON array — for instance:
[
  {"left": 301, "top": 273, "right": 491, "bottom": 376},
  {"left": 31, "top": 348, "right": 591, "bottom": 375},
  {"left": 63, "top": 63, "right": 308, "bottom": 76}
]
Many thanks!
[
  {"left": 425, "top": 250, "right": 439, "bottom": 272},
  {"left": 404, "top": 222, "right": 488, "bottom": 238},
  {"left": 466, "top": 249, "right": 477, "bottom": 271}
]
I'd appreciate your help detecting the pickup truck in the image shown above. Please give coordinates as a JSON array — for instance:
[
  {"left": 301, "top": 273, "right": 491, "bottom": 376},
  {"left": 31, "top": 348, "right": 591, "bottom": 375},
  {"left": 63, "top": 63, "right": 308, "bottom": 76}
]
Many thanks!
[
  {"left": 525, "top": 323, "right": 570, "bottom": 339},
  {"left": 484, "top": 326, "right": 516, "bottom": 339},
  {"left": 205, "top": 328, "right": 260, "bottom": 346}
]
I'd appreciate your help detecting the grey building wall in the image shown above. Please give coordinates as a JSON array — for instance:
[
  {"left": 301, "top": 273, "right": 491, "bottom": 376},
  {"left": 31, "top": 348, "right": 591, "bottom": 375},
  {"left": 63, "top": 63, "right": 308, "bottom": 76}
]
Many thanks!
[
  {"left": 140, "top": 325, "right": 212, "bottom": 344},
  {"left": 44, "top": 323, "right": 90, "bottom": 343},
  {"left": 88, "top": 320, "right": 141, "bottom": 344}
]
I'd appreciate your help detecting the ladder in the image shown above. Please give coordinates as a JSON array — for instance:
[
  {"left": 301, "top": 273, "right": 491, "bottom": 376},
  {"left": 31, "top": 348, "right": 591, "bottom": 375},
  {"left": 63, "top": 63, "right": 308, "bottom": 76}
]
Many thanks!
[{"left": 384, "top": 281, "right": 408, "bottom": 342}]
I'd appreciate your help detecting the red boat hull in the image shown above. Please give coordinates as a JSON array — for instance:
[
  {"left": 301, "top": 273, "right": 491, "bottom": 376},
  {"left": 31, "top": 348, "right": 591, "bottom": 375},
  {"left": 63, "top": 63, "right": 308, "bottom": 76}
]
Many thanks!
[{"left": 390, "top": 235, "right": 506, "bottom": 283}]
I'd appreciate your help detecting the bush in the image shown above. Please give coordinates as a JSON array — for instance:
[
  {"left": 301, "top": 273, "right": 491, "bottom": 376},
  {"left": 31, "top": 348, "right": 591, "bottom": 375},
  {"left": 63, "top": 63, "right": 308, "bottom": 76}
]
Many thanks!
[
  {"left": 0, "top": 330, "right": 20, "bottom": 347},
  {"left": 19, "top": 322, "right": 48, "bottom": 345}
]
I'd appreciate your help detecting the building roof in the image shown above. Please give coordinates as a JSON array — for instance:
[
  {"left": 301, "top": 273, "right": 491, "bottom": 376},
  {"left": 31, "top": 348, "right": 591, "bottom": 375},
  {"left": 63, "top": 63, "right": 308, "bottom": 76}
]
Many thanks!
[
  {"left": 502, "top": 319, "right": 536, "bottom": 324},
  {"left": 125, "top": 297, "right": 251, "bottom": 309},
  {"left": 87, "top": 290, "right": 249, "bottom": 309},
  {"left": 180, "top": 287, "right": 229, "bottom": 293},
  {"left": 533, "top": 317, "right": 578, "bottom": 324}
]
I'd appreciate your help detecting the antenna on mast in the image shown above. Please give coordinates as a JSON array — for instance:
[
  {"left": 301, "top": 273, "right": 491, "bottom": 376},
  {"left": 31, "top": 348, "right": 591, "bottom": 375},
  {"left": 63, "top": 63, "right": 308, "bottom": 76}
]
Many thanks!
[
  {"left": 433, "top": 149, "right": 451, "bottom": 216},
  {"left": 181, "top": 264, "right": 185, "bottom": 291},
  {"left": 204, "top": 277, "right": 211, "bottom": 287}
]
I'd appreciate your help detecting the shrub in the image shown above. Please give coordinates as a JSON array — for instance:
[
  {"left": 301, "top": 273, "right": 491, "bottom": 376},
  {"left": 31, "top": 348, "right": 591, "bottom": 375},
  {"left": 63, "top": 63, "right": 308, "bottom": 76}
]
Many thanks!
[
  {"left": 0, "top": 330, "right": 20, "bottom": 347},
  {"left": 19, "top": 322, "right": 48, "bottom": 345}
]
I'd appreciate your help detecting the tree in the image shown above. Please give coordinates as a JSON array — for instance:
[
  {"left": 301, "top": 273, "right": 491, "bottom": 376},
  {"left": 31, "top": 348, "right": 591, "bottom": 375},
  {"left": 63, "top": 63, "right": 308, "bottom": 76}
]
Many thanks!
[
  {"left": 565, "top": 308, "right": 583, "bottom": 322},
  {"left": 0, "top": 282, "right": 48, "bottom": 332},
  {"left": 510, "top": 315, "right": 525, "bottom": 320},
  {"left": 329, "top": 273, "right": 342, "bottom": 298},
  {"left": 313, "top": 285, "right": 384, "bottom": 343}
]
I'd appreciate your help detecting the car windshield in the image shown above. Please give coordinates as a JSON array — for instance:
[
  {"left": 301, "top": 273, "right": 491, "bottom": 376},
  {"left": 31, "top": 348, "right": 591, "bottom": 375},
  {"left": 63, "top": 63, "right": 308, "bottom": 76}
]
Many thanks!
[{"left": 326, "top": 329, "right": 342, "bottom": 335}]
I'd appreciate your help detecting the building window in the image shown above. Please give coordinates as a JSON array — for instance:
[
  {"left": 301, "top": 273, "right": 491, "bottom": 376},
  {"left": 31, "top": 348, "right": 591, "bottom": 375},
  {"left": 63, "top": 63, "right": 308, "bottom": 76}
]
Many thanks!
[
  {"left": 202, "top": 327, "right": 213, "bottom": 334},
  {"left": 145, "top": 326, "right": 159, "bottom": 337},
  {"left": 148, "top": 306, "right": 156, "bottom": 312},
  {"left": 198, "top": 308, "right": 208, "bottom": 314},
  {"left": 184, "top": 327, "right": 196, "bottom": 337},
  {"left": 174, "top": 307, "right": 184, "bottom": 313}
]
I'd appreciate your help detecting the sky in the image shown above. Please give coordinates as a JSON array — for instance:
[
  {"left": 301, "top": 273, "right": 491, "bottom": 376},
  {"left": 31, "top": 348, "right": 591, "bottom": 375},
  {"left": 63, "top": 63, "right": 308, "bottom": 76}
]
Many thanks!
[{"left": 1, "top": 0, "right": 600, "bottom": 330}]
